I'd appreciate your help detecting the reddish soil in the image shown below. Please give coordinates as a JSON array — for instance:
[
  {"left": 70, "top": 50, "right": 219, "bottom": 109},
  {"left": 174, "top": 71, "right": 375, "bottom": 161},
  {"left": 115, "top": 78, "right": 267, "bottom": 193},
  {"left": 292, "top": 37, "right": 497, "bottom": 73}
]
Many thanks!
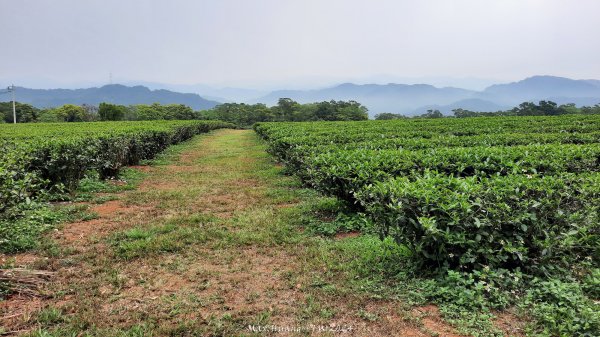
[{"left": 494, "top": 310, "right": 528, "bottom": 336}]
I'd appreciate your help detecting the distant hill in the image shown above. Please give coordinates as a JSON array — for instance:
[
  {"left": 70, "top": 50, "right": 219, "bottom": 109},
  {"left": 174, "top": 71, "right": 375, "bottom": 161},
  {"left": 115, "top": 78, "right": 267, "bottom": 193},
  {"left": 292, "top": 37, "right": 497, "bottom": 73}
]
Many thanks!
[
  {"left": 4, "top": 85, "right": 220, "bottom": 110},
  {"left": 254, "top": 83, "right": 476, "bottom": 115},
  {"left": 478, "top": 76, "right": 600, "bottom": 106},
  {"left": 5, "top": 76, "right": 600, "bottom": 116},
  {"left": 412, "top": 99, "right": 510, "bottom": 116},
  {"left": 120, "top": 81, "right": 269, "bottom": 103},
  {"left": 253, "top": 76, "right": 600, "bottom": 116}
]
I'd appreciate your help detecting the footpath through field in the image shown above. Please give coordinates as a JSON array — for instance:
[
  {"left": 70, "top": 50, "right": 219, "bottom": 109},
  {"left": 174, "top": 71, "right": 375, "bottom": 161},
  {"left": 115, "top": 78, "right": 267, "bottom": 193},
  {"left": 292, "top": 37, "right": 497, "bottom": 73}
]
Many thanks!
[{"left": 1, "top": 129, "right": 463, "bottom": 336}]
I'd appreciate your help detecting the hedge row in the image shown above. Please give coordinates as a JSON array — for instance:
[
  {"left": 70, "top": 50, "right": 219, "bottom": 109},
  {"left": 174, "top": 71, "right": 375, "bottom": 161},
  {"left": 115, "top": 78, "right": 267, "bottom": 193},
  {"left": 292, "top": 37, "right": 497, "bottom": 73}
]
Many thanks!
[
  {"left": 356, "top": 172, "right": 599, "bottom": 271},
  {"left": 0, "top": 120, "right": 233, "bottom": 214},
  {"left": 254, "top": 115, "right": 600, "bottom": 272}
]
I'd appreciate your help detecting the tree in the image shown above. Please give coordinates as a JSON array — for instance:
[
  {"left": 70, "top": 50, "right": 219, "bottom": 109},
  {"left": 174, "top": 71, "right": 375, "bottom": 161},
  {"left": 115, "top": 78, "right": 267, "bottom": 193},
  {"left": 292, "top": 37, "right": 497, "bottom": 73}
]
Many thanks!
[
  {"left": 81, "top": 104, "right": 99, "bottom": 121},
  {"left": 292, "top": 104, "right": 318, "bottom": 121},
  {"left": 313, "top": 100, "right": 368, "bottom": 121},
  {"left": 452, "top": 108, "right": 477, "bottom": 118},
  {"left": 538, "top": 100, "right": 561, "bottom": 115},
  {"left": 54, "top": 104, "right": 86, "bottom": 122},
  {"left": 510, "top": 101, "right": 565, "bottom": 116},
  {"left": 196, "top": 109, "right": 218, "bottom": 121},
  {"left": 558, "top": 103, "right": 580, "bottom": 114},
  {"left": 581, "top": 104, "right": 600, "bottom": 114},
  {"left": 419, "top": 109, "right": 444, "bottom": 118},
  {"left": 132, "top": 103, "right": 164, "bottom": 120},
  {"left": 273, "top": 98, "right": 300, "bottom": 121},
  {"left": 163, "top": 104, "right": 195, "bottom": 120},
  {"left": 0, "top": 102, "right": 40, "bottom": 123},
  {"left": 374, "top": 112, "right": 408, "bottom": 120},
  {"left": 208, "top": 103, "right": 274, "bottom": 126},
  {"left": 37, "top": 109, "right": 61, "bottom": 122},
  {"left": 98, "top": 102, "right": 127, "bottom": 121},
  {"left": 333, "top": 100, "right": 369, "bottom": 121}
]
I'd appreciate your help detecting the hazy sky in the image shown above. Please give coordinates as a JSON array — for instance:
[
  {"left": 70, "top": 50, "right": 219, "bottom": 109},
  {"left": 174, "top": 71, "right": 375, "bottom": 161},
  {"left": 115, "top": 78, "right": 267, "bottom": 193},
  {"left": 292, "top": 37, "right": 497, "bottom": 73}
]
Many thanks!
[{"left": 1, "top": 0, "right": 599, "bottom": 89}]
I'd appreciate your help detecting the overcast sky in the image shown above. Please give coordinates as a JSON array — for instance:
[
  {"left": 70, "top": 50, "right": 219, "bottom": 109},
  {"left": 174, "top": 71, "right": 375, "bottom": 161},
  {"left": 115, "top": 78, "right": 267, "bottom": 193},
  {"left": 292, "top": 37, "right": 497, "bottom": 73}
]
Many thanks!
[{"left": 1, "top": 0, "right": 599, "bottom": 89}]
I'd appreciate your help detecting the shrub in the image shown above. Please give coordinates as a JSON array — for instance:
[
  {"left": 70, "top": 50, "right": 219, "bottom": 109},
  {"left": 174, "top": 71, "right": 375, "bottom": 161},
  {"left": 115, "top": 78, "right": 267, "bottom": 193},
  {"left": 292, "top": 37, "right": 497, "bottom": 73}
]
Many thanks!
[{"left": 356, "top": 173, "right": 599, "bottom": 272}]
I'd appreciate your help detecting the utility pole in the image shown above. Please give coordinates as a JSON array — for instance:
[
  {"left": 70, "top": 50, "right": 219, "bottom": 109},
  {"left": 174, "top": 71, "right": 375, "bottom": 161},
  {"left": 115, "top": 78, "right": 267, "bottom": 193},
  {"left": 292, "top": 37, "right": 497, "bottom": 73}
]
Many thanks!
[{"left": 7, "top": 85, "right": 16, "bottom": 124}]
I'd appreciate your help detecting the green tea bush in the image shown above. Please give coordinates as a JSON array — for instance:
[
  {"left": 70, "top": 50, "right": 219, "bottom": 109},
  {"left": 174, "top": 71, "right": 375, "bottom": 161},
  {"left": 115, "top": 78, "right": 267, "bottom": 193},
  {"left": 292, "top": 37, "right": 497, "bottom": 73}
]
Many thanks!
[
  {"left": 356, "top": 173, "right": 599, "bottom": 272},
  {"left": 0, "top": 148, "right": 43, "bottom": 213}
]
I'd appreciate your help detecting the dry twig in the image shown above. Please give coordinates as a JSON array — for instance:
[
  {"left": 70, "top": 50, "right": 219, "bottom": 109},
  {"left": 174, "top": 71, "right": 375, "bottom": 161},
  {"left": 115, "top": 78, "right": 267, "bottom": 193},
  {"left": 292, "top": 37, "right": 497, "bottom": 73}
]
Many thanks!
[{"left": 0, "top": 268, "right": 53, "bottom": 298}]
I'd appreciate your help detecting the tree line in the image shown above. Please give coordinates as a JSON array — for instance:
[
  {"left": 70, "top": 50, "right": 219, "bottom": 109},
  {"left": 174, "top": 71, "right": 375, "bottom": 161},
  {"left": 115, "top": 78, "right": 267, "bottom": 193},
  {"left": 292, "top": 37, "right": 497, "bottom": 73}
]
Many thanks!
[
  {"left": 0, "top": 98, "right": 368, "bottom": 126},
  {"left": 375, "top": 100, "right": 600, "bottom": 119},
  {"left": 201, "top": 99, "right": 368, "bottom": 126},
  {"left": 4, "top": 99, "right": 599, "bottom": 125},
  {"left": 0, "top": 102, "right": 204, "bottom": 124}
]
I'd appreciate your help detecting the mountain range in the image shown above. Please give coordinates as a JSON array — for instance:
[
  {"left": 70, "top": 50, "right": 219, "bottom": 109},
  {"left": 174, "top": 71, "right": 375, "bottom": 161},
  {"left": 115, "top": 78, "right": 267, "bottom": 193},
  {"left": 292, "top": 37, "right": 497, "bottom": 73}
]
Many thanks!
[
  {"left": 3, "top": 85, "right": 219, "bottom": 110},
  {"left": 3, "top": 76, "right": 600, "bottom": 117},
  {"left": 252, "top": 76, "right": 600, "bottom": 115}
]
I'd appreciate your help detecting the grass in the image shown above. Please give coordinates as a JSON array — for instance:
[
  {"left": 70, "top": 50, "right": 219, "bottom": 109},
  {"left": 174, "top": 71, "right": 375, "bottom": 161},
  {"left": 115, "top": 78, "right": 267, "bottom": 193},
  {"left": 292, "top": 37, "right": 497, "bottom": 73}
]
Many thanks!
[
  {"left": 0, "top": 168, "right": 145, "bottom": 255},
  {"left": 0, "top": 204, "right": 98, "bottom": 254},
  {"left": 110, "top": 215, "right": 216, "bottom": 260}
]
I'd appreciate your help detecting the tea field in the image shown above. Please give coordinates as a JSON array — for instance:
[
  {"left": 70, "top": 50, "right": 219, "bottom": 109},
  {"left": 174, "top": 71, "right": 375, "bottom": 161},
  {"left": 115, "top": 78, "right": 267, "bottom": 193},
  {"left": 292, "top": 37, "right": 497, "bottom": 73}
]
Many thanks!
[
  {"left": 255, "top": 115, "right": 600, "bottom": 336},
  {"left": 0, "top": 120, "right": 232, "bottom": 252},
  {"left": 1, "top": 116, "right": 598, "bottom": 336}
]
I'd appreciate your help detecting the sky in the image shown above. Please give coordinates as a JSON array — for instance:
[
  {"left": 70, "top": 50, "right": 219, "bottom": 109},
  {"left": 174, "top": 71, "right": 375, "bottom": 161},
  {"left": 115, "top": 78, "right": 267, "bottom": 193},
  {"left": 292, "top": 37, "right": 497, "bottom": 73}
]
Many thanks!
[{"left": 1, "top": 0, "right": 600, "bottom": 90}]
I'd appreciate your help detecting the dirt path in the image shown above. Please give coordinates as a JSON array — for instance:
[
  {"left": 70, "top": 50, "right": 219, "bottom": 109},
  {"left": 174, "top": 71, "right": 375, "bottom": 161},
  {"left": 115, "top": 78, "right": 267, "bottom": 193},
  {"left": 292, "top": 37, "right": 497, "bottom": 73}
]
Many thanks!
[{"left": 1, "top": 130, "right": 463, "bottom": 336}]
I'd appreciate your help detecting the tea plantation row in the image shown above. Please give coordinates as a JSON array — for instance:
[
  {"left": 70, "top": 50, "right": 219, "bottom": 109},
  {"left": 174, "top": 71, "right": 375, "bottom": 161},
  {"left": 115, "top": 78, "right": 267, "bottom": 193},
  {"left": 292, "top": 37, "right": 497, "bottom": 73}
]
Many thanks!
[
  {"left": 255, "top": 115, "right": 600, "bottom": 271},
  {"left": 0, "top": 120, "right": 233, "bottom": 216},
  {"left": 255, "top": 115, "right": 600, "bottom": 335}
]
